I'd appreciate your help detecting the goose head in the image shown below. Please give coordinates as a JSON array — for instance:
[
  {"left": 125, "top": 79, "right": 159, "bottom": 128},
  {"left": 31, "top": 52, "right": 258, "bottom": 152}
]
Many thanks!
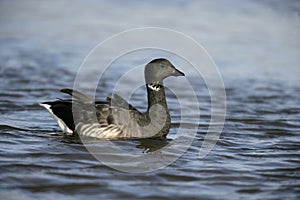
[{"left": 144, "top": 58, "right": 185, "bottom": 85}]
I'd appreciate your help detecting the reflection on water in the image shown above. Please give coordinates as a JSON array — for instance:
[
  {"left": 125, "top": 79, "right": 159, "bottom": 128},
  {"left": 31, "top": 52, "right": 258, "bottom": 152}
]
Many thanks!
[
  {"left": 135, "top": 138, "right": 170, "bottom": 153},
  {"left": 1, "top": 0, "right": 300, "bottom": 199}
]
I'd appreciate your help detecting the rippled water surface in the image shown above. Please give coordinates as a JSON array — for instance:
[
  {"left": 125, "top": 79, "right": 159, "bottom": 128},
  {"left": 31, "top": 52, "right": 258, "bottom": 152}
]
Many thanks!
[{"left": 1, "top": 1, "right": 300, "bottom": 199}]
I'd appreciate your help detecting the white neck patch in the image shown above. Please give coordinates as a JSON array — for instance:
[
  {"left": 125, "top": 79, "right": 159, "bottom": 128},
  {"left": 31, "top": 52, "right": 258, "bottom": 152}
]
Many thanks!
[{"left": 147, "top": 84, "right": 161, "bottom": 91}]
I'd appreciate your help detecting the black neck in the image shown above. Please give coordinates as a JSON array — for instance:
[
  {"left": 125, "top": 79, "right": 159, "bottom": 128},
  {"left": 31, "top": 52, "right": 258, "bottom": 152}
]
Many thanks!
[
  {"left": 146, "top": 83, "right": 168, "bottom": 111},
  {"left": 140, "top": 83, "right": 171, "bottom": 138}
]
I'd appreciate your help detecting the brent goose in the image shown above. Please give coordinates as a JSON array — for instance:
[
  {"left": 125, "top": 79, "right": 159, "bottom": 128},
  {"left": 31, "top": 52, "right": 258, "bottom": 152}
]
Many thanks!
[{"left": 40, "top": 58, "right": 184, "bottom": 139}]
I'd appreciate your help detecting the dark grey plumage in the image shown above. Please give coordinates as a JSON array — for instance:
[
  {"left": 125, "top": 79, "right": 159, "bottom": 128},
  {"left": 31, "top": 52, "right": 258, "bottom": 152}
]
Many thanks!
[{"left": 40, "top": 58, "right": 184, "bottom": 139}]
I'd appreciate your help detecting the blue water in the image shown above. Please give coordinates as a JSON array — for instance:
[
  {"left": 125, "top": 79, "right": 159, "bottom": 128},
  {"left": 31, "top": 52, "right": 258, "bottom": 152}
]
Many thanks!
[{"left": 1, "top": 0, "right": 300, "bottom": 199}]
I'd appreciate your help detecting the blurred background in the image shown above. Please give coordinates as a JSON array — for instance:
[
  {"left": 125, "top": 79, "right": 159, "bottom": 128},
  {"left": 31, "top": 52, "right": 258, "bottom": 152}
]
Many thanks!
[
  {"left": 0, "top": 0, "right": 299, "bottom": 199},
  {"left": 1, "top": 0, "right": 299, "bottom": 84}
]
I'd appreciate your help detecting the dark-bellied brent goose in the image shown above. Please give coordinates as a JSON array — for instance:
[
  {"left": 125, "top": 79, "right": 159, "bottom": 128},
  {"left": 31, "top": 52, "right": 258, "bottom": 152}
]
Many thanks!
[{"left": 40, "top": 58, "right": 185, "bottom": 139}]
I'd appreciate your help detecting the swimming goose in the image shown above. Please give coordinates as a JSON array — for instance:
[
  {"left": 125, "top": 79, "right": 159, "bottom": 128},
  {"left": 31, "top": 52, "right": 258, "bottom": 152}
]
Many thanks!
[{"left": 40, "top": 58, "right": 185, "bottom": 139}]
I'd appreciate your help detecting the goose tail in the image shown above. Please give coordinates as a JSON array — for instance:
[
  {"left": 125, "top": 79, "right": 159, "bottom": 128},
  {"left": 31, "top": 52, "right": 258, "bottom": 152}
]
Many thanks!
[{"left": 39, "top": 101, "right": 74, "bottom": 134}]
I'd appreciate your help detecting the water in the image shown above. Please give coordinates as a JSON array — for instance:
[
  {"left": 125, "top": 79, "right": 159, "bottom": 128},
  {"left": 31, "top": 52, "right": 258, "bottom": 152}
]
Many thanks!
[{"left": 1, "top": 0, "right": 300, "bottom": 199}]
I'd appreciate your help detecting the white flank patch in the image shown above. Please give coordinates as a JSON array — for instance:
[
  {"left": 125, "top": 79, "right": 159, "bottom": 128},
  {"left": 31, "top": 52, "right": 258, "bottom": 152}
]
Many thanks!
[
  {"left": 40, "top": 103, "right": 73, "bottom": 135},
  {"left": 76, "top": 122, "right": 122, "bottom": 139}
]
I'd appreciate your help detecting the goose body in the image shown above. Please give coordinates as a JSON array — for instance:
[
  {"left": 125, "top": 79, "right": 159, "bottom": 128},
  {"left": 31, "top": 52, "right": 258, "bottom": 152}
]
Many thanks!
[{"left": 40, "top": 58, "right": 184, "bottom": 139}]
